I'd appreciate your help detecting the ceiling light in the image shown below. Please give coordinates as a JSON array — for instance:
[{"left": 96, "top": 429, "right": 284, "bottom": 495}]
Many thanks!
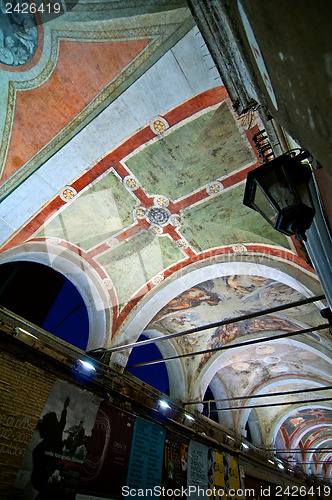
[
  {"left": 242, "top": 443, "right": 249, "bottom": 450},
  {"left": 15, "top": 327, "right": 38, "bottom": 340},
  {"left": 79, "top": 360, "right": 96, "bottom": 371},
  {"left": 268, "top": 459, "right": 274, "bottom": 465},
  {"left": 159, "top": 400, "right": 171, "bottom": 410},
  {"left": 185, "top": 413, "right": 195, "bottom": 422},
  {"left": 277, "top": 463, "right": 285, "bottom": 470}
]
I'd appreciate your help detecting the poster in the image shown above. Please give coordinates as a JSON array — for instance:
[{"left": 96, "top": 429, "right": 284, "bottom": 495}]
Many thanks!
[
  {"left": 10, "top": 380, "right": 100, "bottom": 500},
  {"left": 78, "top": 402, "right": 135, "bottom": 498},
  {"left": 223, "top": 453, "right": 241, "bottom": 500},
  {"left": 126, "top": 418, "right": 166, "bottom": 495},
  {"left": 208, "top": 451, "right": 241, "bottom": 500},
  {"left": 208, "top": 449, "right": 223, "bottom": 493},
  {"left": 187, "top": 440, "right": 209, "bottom": 498},
  {"left": 161, "top": 432, "right": 188, "bottom": 497}
]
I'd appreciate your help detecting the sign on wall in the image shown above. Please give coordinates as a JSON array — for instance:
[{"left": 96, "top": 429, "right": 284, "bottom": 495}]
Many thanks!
[
  {"left": 78, "top": 402, "right": 135, "bottom": 498},
  {"left": 186, "top": 443, "right": 241, "bottom": 499},
  {"left": 161, "top": 432, "right": 189, "bottom": 494},
  {"left": 10, "top": 380, "right": 100, "bottom": 499},
  {"left": 187, "top": 441, "right": 209, "bottom": 497},
  {"left": 126, "top": 418, "right": 166, "bottom": 495}
]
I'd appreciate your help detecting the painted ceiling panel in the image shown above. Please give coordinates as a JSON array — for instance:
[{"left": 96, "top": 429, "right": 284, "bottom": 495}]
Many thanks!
[
  {"left": 148, "top": 276, "right": 319, "bottom": 340},
  {"left": 180, "top": 185, "right": 290, "bottom": 250},
  {"left": 2, "top": 39, "right": 151, "bottom": 184},
  {"left": 0, "top": 2, "right": 330, "bottom": 477},
  {"left": 29, "top": 94, "right": 286, "bottom": 312},
  {"left": 146, "top": 275, "right": 330, "bottom": 382},
  {"left": 0, "top": 7, "right": 195, "bottom": 197},
  {"left": 125, "top": 102, "right": 255, "bottom": 199},
  {"left": 36, "top": 169, "right": 135, "bottom": 250},
  {"left": 97, "top": 231, "right": 183, "bottom": 309},
  {"left": 280, "top": 409, "right": 332, "bottom": 442}
]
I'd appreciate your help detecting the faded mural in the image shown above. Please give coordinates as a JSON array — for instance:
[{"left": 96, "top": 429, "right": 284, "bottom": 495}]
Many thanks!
[{"left": 147, "top": 275, "right": 322, "bottom": 372}]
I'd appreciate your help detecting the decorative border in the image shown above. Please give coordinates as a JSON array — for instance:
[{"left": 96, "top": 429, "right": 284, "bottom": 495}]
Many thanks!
[{"left": 0, "top": 17, "right": 194, "bottom": 197}]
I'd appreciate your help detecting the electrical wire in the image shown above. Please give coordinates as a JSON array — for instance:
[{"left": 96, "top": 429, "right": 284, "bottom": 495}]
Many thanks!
[
  {"left": 202, "top": 397, "right": 332, "bottom": 412},
  {"left": 98, "top": 294, "right": 325, "bottom": 355},
  {"left": 184, "top": 385, "right": 332, "bottom": 405},
  {"left": 50, "top": 301, "right": 84, "bottom": 333},
  {"left": 126, "top": 323, "right": 329, "bottom": 369}
]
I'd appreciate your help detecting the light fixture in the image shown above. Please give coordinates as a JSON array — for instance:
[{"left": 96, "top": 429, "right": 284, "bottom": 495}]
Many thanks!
[
  {"left": 159, "top": 400, "right": 171, "bottom": 411},
  {"left": 277, "top": 463, "right": 285, "bottom": 470},
  {"left": 268, "top": 459, "right": 274, "bottom": 465},
  {"left": 242, "top": 443, "right": 249, "bottom": 450},
  {"left": 79, "top": 359, "right": 96, "bottom": 372},
  {"left": 184, "top": 413, "right": 195, "bottom": 422},
  {"left": 243, "top": 152, "right": 315, "bottom": 241},
  {"left": 15, "top": 327, "right": 38, "bottom": 340}
]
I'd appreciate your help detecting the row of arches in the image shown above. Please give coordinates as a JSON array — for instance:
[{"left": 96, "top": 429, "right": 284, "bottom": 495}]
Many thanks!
[{"left": 0, "top": 240, "right": 331, "bottom": 478}]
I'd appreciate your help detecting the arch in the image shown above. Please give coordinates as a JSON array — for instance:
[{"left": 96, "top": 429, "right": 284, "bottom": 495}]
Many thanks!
[
  {"left": 0, "top": 241, "right": 112, "bottom": 351},
  {"left": 129, "top": 329, "right": 186, "bottom": 401},
  {"left": 207, "top": 374, "right": 234, "bottom": 429},
  {"left": 237, "top": 372, "right": 332, "bottom": 442},
  {"left": 0, "top": 260, "right": 90, "bottom": 349},
  {"left": 113, "top": 256, "right": 323, "bottom": 348},
  {"left": 188, "top": 339, "right": 332, "bottom": 435},
  {"left": 305, "top": 435, "right": 332, "bottom": 472},
  {"left": 290, "top": 421, "right": 332, "bottom": 452},
  {"left": 315, "top": 453, "right": 332, "bottom": 478},
  {"left": 268, "top": 405, "right": 332, "bottom": 452}
]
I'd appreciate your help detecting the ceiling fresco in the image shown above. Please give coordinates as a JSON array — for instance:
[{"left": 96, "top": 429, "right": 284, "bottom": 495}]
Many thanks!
[
  {"left": 0, "top": 1, "right": 331, "bottom": 480},
  {"left": 147, "top": 275, "right": 326, "bottom": 370},
  {"left": 279, "top": 408, "right": 332, "bottom": 446},
  {"left": 0, "top": 2, "right": 193, "bottom": 193},
  {"left": 33, "top": 96, "right": 292, "bottom": 312}
]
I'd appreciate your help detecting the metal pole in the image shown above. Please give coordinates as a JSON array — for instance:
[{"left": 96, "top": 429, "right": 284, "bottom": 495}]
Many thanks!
[
  {"left": 97, "top": 294, "right": 325, "bottom": 354},
  {"left": 184, "top": 384, "right": 332, "bottom": 406},
  {"left": 127, "top": 323, "right": 329, "bottom": 368},
  {"left": 201, "top": 397, "right": 332, "bottom": 412}
]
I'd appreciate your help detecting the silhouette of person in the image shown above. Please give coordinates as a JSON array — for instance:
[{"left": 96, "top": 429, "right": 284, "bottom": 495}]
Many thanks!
[{"left": 31, "top": 397, "right": 70, "bottom": 499}]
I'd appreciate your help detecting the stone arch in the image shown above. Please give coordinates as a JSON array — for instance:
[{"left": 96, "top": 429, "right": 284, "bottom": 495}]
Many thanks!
[
  {"left": 304, "top": 435, "right": 332, "bottom": 474},
  {"left": 268, "top": 403, "right": 332, "bottom": 449},
  {"left": 134, "top": 329, "right": 186, "bottom": 401},
  {"left": 237, "top": 365, "right": 332, "bottom": 443},
  {"left": 208, "top": 374, "right": 234, "bottom": 429},
  {"left": 0, "top": 241, "right": 112, "bottom": 351},
  {"left": 190, "top": 339, "right": 332, "bottom": 439},
  {"left": 112, "top": 255, "right": 323, "bottom": 348}
]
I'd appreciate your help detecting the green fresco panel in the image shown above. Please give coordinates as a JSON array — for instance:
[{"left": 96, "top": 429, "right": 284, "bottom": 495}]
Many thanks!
[
  {"left": 97, "top": 231, "right": 183, "bottom": 308},
  {"left": 180, "top": 185, "right": 290, "bottom": 251},
  {"left": 36, "top": 171, "right": 135, "bottom": 250},
  {"left": 125, "top": 102, "right": 255, "bottom": 199}
]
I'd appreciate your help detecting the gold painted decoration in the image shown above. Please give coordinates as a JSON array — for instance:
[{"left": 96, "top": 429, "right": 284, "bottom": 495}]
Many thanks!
[
  {"left": 123, "top": 175, "right": 139, "bottom": 191},
  {"left": 150, "top": 116, "right": 169, "bottom": 135},
  {"left": 152, "top": 274, "right": 164, "bottom": 285},
  {"left": 60, "top": 185, "right": 77, "bottom": 202},
  {"left": 103, "top": 278, "right": 113, "bottom": 290},
  {"left": 232, "top": 244, "right": 247, "bottom": 252},
  {"left": 206, "top": 181, "right": 224, "bottom": 195}
]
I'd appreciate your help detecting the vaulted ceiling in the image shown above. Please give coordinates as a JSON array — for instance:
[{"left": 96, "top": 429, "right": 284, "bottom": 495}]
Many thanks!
[{"left": 0, "top": 0, "right": 331, "bottom": 480}]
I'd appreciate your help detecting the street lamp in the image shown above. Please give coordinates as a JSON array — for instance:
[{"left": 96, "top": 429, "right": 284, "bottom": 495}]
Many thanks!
[{"left": 243, "top": 153, "right": 315, "bottom": 241}]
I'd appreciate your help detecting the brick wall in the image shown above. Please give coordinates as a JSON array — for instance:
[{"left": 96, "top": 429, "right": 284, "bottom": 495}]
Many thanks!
[{"left": 0, "top": 350, "right": 56, "bottom": 498}]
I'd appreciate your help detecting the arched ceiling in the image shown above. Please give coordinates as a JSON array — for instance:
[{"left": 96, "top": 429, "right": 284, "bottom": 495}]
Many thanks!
[{"left": 0, "top": 0, "right": 331, "bottom": 480}]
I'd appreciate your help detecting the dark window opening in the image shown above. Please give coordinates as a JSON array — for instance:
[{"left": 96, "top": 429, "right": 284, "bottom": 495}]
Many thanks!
[
  {"left": 126, "top": 334, "right": 169, "bottom": 395},
  {"left": 203, "top": 386, "right": 219, "bottom": 423},
  {"left": 245, "top": 421, "right": 253, "bottom": 443},
  {"left": 0, "top": 261, "right": 89, "bottom": 350}
]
